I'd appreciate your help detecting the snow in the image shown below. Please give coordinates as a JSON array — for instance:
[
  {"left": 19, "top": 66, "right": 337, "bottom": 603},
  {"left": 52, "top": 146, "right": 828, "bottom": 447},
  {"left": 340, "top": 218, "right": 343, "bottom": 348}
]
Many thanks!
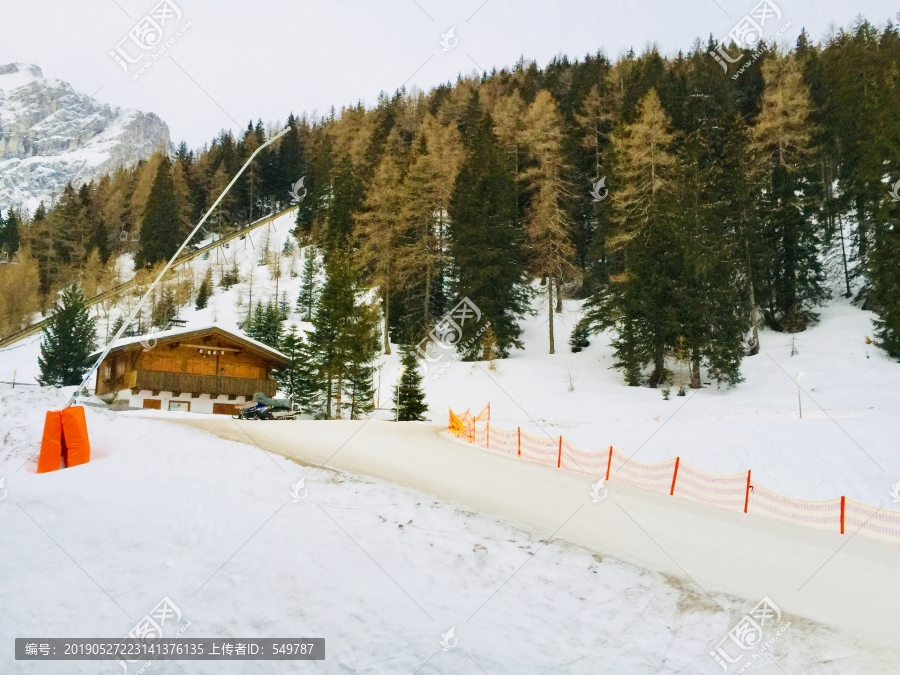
[
  {"left": 0, "top": 63, "right": 44, "bottom": 94},
  {"left": 2, "top": 207, "right": 900, "bottom": 671},
  {"left": 423, "top": 297, "right": 900, "bottom": 510},
  {"left": 1, "top": 386, "right": 896, "bottom": 674}
]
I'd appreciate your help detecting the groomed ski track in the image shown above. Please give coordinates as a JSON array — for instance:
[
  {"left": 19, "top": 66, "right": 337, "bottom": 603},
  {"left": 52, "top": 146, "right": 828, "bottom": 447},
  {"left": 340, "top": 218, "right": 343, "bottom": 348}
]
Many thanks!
[{"left": 166, "top": 415, "right": 900, "bottom": 651}]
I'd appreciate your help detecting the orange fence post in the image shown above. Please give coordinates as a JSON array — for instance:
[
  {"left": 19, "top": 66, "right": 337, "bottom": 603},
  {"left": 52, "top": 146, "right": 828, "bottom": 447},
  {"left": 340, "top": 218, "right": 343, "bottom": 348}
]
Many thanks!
[
  {"left": 557, "top": 436, "right": 563, "bottom": 468},
  {"left": 670, "top": 457, "right": 680, "bottom": 496},
  {"left": 840, "top": 496, "right": 846, "bottom": 534},
  {"left": 487, "top": 402, "right": 490, "bottom": 421},
  {"left": 517, "top": 427, "right": 521, "bottom": 457},
  {"left": 744, "top": 470, "right": 752, "bottom": 513},
  {"left": 605, "top": 446, "right": 613, "bottom": 481},
  {"left": 486, "top": 422, "right": 490, "bottom": 450}
]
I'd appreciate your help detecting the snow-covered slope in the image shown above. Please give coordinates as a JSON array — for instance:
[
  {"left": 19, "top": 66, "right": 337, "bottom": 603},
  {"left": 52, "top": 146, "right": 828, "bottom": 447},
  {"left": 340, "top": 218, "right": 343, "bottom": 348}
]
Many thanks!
[
  {"left": 0, "top": 386, "right": 893, "bottom": 674},
  {"left": 0, "top": 63, "right": 170, "bottom": 214},
  {"left": 1, "top": 211, "right": 899, "bottom": 672},
  {"left": 1, "top": 210, "right": 897, "bottom": 510}
]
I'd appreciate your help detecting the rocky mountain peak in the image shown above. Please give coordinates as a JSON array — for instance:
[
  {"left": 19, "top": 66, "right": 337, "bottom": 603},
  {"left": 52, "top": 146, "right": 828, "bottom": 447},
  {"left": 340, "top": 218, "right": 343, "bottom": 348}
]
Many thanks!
[{"left": 0, "top": 62, "right": 170, "bottom": 215}]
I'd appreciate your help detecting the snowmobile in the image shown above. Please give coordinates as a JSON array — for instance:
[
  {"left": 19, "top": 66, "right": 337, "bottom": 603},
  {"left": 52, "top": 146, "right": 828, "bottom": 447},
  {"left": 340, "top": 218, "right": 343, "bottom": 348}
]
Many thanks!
[{"left": 233, "top": 392, "right": 299, "bottom": 420}]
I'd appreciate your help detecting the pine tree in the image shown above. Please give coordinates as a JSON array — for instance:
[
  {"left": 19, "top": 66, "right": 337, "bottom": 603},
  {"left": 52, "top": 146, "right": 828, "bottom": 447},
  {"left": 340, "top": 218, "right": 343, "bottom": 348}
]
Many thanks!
[
  {"left": 54, "top": 184, "right": 81, "bottom": 265},
  {"left": 246, "top": 300, "right": 283, "bottom": 347},
  {"left": 152, "top": 287, "right": 178, "bottom": 328},
  {"left": 750, "top": 55, "right": 824, "bottom": 331},
  {"left": 814, "top": 22, "right": 900, "bottom": 270},
  {"left": 355, "top": 144, "right": 407, "bottom": 354},
  {"left": 345, "top": 361, "right": 375, "bottom": 419},
  {"left": 573, "top": 82, "right": 620, "bottom": 293},
  {"left": 220, "top": 259, "right": 240, "bottom": 289},
  {"left": 308, "top": 250, "right": 379, "bottom": 419},
  {"left": 195, "top": 271, "right": 211, "bottom": 310},
  {"left": 38, "top": 286, "right": 96, "bottom": 387},
  {"left": 870, "top": 143, "right": 900, "bottom": 357},
  {"left": 0, "top": 245, "right": 40, "bottom": 338},
  {"left": 296, "top": 248, "right": 322, "bottom": 320},
  {"left": 394, "top": 344, "right": 428, "bottom": 421},
  {"left": 521, "top": 90, "right": 578, "bottom": 354},
  {"left": 448, "top": 94, "right": 530, "bottom": 357},
  {"left": 136, "top": 157, "right": 181, "bottom": 268},
  {"left": 275, "top": 324, "right": 320, "bottom": 413},
  {"left": 279, "top": 114, "right": 307, "bottom": 207},
  {"left": 583, "top": 89, "right": 680, "bottom": 387},
  {"left": 322, "top": 156, "right": 365, "bottom": 251},
  {"left": 0, "top": 208, "right": 21, "bottom": 255},
  {"left": 399, "top": 115, "right": 465, "bottom": 334}
]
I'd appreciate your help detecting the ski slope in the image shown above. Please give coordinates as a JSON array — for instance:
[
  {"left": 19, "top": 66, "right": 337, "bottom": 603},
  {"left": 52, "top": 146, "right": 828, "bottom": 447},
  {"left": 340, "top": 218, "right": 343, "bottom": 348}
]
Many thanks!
[{"left": 0, "top": 386, "right": 896, "bottom": 674}]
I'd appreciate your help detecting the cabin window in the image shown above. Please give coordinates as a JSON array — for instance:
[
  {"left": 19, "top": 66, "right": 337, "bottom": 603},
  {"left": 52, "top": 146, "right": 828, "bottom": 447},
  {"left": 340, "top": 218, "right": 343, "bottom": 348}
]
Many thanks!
[
  {"left": 102, "top": 363, "right": 111, "bottom": 380},
  {"left": 115, "top": 360, "right": 126, "bottom": 376}
]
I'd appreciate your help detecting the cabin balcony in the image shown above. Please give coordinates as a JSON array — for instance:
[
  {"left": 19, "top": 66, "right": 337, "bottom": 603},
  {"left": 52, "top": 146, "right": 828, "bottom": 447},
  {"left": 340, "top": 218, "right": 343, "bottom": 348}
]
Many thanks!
[{"left": 125, "top": 370, "right": 277, "bottom": 398}]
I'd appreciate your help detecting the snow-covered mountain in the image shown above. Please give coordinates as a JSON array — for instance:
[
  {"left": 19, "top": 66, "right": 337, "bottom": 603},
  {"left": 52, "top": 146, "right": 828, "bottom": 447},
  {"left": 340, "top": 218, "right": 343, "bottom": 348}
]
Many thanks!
[{"left": 0, "top": 62, "right": 170, "bottom": 214}]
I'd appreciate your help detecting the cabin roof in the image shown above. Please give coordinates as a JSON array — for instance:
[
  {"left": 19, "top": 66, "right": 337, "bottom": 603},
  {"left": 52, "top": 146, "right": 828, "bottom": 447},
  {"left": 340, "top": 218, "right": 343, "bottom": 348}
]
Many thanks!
[{"left": 89, "top": 324, "right": 291, "bottom": 366}]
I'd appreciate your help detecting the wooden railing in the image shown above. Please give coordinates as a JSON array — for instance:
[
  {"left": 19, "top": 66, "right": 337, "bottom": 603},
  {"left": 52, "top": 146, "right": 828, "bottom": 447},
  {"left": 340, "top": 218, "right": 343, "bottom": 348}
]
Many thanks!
[{"left": 131, "top": 370, "right": 276, "bottom": 398}]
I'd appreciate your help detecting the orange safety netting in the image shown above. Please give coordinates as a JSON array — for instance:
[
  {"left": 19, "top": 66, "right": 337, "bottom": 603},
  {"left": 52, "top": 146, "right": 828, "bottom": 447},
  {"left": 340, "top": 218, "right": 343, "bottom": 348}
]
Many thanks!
[
  {"left": 845, "top": 499, "right": 900, "bottom": 546},
  {"left": 482, "top": 424, "right": 519, "bottom": 456},
  {"left": 673, "top": 462, "right": 748, "bottom": 511},
  {"left": 560, "top": 439, "right": 610, "bottom": 476},
  {"left": 607, "top": 447, "right": 676, "bottom": 495},
  {"left": 518, "top": 429, "right": 560, "bottom": 467},
  {"left": 746, "top": 482, "right": 842, "bottom": 532},
  {"left": 448, "top": 408, "right": 466, "bottom": 437},
  {"left": 473, "top": 423, "right": 488, "bottom": 447},
  {"left": 448, "top": 406, "right": 900, "bottom": 549}
]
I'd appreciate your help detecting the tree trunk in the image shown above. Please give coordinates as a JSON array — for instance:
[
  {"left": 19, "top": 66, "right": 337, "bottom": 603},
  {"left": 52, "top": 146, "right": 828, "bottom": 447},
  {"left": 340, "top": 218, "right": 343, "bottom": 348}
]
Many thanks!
[
  {"left": 690, "top": 346, "right": 701, "bottom": 388},
  {"left": 335, "top": 373, "right": 343, "bottom": 420},
  {"left": 744, "top": 230, "right": 761, "bottom": 354},
  {"left": 856, "top": 197, "right": 868, "bottom": 261},
  {"left": 383, "top": 288, "right": 391, "bottom": 355},
  {"left": 555, "top": 281, "right": 563, "bottom": 312},
  {"left": 548, "top": 277, "right": 555, "bottom": 354},
  {"left": 325, "top": 374, "right": 332, "bottom": 420},
  {"left": 648, "top": 352, "right": 665, "bottom": 388},
  {"left": 424, "top": 262, "right": 432, "bottom": 327},
  {"left": 837, "top": 215, "right": 851, "bottom": 298}
]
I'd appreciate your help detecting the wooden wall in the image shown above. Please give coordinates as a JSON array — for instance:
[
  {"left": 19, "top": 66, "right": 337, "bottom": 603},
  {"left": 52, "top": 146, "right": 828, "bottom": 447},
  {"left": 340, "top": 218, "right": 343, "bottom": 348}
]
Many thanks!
[{"left": 96, "top": 332, "right": 277, "bottom": 397}]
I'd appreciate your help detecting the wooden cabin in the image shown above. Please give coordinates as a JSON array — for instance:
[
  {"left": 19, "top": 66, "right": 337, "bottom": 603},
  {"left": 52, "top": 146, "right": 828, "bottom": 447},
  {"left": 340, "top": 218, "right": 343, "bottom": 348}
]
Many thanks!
[{"left": 90, "top": 325, "right": 290, "bottom": 414}]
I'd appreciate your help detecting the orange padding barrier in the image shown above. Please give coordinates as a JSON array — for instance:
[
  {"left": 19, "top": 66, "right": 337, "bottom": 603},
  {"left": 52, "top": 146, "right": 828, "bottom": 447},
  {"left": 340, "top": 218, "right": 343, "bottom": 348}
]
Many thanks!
[
  {"left": 37, "top": 406, "right": 91, "bottom": 473},
  {"left": 449, "top": 406, "right": 900, "bottom": 548}
]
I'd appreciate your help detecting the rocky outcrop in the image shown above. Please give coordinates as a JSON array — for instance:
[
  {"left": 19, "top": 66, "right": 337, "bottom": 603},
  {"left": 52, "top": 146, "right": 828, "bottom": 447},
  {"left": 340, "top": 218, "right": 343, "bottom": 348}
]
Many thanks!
[{"left": 0, "top": 63, "right": 170, "bottom": 214}]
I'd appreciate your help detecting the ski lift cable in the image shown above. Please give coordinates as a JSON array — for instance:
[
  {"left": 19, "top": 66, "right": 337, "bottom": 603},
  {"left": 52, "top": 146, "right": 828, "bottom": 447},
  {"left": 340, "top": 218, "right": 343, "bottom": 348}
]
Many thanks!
[{"left": 68, "top": 125, "right": 292, "bottom": 407}]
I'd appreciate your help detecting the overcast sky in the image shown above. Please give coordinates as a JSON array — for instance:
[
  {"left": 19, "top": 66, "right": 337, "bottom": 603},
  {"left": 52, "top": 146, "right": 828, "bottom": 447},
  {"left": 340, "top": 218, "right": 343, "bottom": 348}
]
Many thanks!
[{"left": 2, "top": 0, "right": 896, "bottom": 148}]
